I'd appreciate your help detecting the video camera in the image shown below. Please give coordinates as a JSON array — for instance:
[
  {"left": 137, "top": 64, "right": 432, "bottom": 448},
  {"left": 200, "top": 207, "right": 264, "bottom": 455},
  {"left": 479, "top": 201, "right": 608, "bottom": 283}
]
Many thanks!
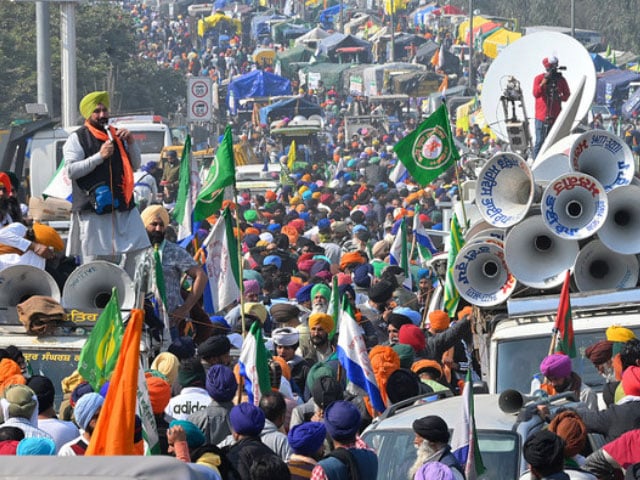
[{"left": 546, "top": 65, "right": 567, "bottom": 77}]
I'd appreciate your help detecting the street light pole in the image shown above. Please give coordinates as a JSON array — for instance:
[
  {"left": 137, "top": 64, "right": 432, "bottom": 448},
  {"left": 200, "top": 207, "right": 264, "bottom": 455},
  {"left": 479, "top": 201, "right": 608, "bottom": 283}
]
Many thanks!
[
  {"left": 468, "top": 0, "right": 474, "bottom": 90},
  {"left": 570, "top": 0, "right": 575, "bottom": 37},
  {"left": 389, "top": 0, "right": 395, "bottom": 62},
  {"left": 36, "top": 1, "right": 53, "bottom": 115},
  {"left": 60, "top": 2, "right": 78, "bottom": 127}
]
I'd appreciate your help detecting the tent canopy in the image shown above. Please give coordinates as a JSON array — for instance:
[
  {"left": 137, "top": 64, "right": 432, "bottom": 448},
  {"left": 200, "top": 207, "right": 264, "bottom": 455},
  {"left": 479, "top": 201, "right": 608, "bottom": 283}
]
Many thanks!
[
  {"left": 591, "top": 53, "right": 618, "bottom": 73},
  {"left": 197, "top": 12, "right": 241, "bottom": 37},
  {"left": 457, "top": 15, "right": 490, "bottom": 43},
  {"left": 595, "top": 69, "right": 640, "bottom": 106},
  {"left": 259, "top": 97, "right": 324, "bottom": 124},
  {"left": 295, "top": 27, "right": 331, "bottom": 47},
  {"left": 481, "top": 28, "right": 522, "bottom": 58},
  {"left": 466, "top": 22, "right": 502, "bottom": 45},
  {"left": 300, "top": 62, "right": 353, "bottom": 91},
  {"left": 228, "top": 70, "right": 292, "bottom": 110},
  {"left": 318, "top": 33, "right": 373, "bottom": 63}
]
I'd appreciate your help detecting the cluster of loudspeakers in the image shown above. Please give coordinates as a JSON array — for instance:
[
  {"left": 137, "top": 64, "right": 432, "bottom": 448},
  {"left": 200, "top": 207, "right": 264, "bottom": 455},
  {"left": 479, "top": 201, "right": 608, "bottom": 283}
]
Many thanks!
[
  {"left": 452, "top": 129, "right": 639, "bottom": 308},
  {"left": 0, "top": 261, "right": 135, "bottom": 312}
]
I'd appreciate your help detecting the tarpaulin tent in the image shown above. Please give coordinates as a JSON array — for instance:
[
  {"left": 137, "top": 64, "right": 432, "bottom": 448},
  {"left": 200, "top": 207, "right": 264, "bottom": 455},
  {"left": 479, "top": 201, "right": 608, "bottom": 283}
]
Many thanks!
[
  {"left": 457, "top": 15, "right": 490, "bottom": 43},
  {"left": 273, "top": 21, "right": 311, "bottom": 45},
  {"left": 362, "top": 62, "right": 426, "bottom": 96},
  {"left": 251, "top": 13, "right": 287, "bottom": 39},
  {"left": 295, "top": 27, "right": 331, "bottom": 48},
  {"left": 277, "top": 45, "right": 318, "bottom": 78},
  {"left": 299, "top": 62, "right": 352, "bottom": 92},
  {"left": 259, "top": 97, "right": 324, "bottom": 124},
  {"left": 197, "top": 12, "right": 241, "bottom": 37},
  {"left": 317, "top": 33, "right": 373, "bottom": 63},
  {"left": 590, "top": 53, "right": 618, "bottom": 73},
  {"left": 465, "top": 22, "right": 502, "bottom": 46},
  {"left": 411, "top": 4, "right": 438, "bottom": 25},
  {"left": 595, "top": 69, "right": 640, "bottom": 107},
  {"left": 481, "top": 28, "right": 521, "bottom": 58},
  {"left": 433, "top": 4, "right": 463, "bottom": 15},
  {"left": 415, "top": 41, "right": 461, "bottom": 74},
  {"left": 392, "top": 33, "right": 428, "bottom": 61},
  {"left": 319, "top": 4, "right": 345, "bottom": 28},
  {"left": 391, "top": 70, "right": 441, "bottom": 97},
  {"left": 228, "top": 70, "right": 292, "bottom": 111}
]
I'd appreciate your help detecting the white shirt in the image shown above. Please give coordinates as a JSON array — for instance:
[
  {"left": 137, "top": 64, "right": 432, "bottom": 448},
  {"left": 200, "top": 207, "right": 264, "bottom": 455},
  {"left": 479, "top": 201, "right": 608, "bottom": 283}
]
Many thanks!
[
  {"left": 164, "top": 386, "right": 212, "bottom": 422},
  {"left": 38, "top": 417, "right": 80, "bottom": 452}
]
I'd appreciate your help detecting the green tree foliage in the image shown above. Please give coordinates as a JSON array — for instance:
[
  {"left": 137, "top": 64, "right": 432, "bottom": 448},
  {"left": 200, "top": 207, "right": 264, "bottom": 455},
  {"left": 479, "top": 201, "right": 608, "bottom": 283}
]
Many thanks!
[{"left": 0, "top": 2, "right": 185, "bottom": 128}]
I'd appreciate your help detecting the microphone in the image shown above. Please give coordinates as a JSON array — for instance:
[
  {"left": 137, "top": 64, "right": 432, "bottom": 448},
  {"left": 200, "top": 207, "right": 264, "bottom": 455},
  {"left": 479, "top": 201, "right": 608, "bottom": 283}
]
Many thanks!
[{"left": 104, "top": 125, "right": 114, "bottom": 142}]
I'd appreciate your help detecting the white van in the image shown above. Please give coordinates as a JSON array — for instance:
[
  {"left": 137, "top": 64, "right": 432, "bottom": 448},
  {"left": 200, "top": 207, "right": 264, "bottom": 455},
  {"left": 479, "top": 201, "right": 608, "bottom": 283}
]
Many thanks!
[{"left": 110, "top": 115, "right": 174, "bottom": 167}]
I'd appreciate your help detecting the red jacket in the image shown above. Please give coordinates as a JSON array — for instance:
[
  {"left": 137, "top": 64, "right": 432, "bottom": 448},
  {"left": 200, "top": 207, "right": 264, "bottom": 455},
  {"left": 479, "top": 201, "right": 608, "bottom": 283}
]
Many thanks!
[{"left": 533, "top": 72, "right": 570, "bottom": 122}]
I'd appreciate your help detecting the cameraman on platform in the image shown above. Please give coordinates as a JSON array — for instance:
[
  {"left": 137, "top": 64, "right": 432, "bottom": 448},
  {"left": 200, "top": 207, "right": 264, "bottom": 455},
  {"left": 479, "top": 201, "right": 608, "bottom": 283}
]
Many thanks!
[{"left": 533, "top": 56, "right": 570, "bottom": 159}]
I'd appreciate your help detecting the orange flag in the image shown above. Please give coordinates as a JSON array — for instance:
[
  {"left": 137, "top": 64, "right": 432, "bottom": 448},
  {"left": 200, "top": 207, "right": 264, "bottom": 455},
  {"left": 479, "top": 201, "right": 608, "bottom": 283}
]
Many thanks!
[{"left": 85, "top": 309, "right": 144, "bottom": 455}]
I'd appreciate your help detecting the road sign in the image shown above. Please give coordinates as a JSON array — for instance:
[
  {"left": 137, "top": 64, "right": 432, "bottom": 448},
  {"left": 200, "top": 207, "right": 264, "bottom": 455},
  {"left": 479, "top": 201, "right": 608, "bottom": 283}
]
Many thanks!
[{"left": 187, "top": 77, "right": 212, "bottom": 122}]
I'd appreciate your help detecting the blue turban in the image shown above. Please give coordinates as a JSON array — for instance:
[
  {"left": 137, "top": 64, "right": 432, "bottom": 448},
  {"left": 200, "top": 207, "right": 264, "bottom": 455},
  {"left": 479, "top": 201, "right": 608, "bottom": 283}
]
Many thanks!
[
  {"left": 168, "top": 336, "right": 196, "bottom": 360},
  {"left": 353, "top": 263, "right": 373, "bottom": 288},
  {"left": 267, "top": 223, "right": 281, "bottom": 232},
  {"left": 302, "top": 190, "right": 313, "bottom": 201},
  {"left": 229, "top": 402, "right": 265, "bottom": 436},
  {"left": 288, "top": 422, "right": 327, "bottom": 456},
  {"left": 206, "top": 365, "right": 237, "bottom": 403},
  {"left": 209, "top": 316, "right": 231, "bottom": 331},
  {"left": 417, "top": 268, "right": 431, "bottom": 280},
  {"left": 323, "top": 400, "right": 361, "bottom": 442},
  {"left": 299, "top": 212, "right": 311, "bottom": 222},
  {"left": 264, "top": 255, "right": 282, "bottom": 269},
  {"left": 393, "top": 307, "right": 422, "bottom": 326},
  {"left": 70, "top": 382, "right": 94, "bottom": 406},
  {"left": 295, "top": 284, "right": 313, "bottom": 304},
  {"left": 16, "top": 438, "right": 56, "bottom": 456},
  {"left": 99, "top": 381, "right": 110, "bottom": 398},
  {"left": 74, "top": 392, "right": 104, "bottom": 430},
  {"left": 318, "top": 218, "right": 331, "bottom": 230},
  {"left": 169, "top": 420, "right": 206, "bottom": 448},
  {"left": 244, "top": 234, "right": 260, "bottom": 249},
  {"left": 339, "top": 284, "right": 355, "bottom": 302}
]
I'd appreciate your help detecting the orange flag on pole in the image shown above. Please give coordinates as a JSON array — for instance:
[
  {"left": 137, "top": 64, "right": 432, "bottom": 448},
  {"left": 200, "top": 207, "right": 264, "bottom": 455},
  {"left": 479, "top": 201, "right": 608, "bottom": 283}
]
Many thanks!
[{"left": 85, "top": 309, "right": 144, "bottom": 455}]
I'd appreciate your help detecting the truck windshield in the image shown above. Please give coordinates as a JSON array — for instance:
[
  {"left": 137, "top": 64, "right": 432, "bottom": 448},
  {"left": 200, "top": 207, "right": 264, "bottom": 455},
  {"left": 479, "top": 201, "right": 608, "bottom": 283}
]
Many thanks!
[
  {"left": 496, "top": 328, "right": 640, "bottom": 394},
  {"left": 129, "top": 131, "right": 167, "bottom": 154},
  {"left": 362, "top": 429, "right": 519, "bottom": 480}
]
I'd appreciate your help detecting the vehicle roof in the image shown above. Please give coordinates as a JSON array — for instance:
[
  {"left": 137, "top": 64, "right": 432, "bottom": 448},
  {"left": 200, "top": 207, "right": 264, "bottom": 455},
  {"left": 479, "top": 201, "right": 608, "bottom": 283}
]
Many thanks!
[{"left": 367, "top": 394, "right": 517, "bottom": 434}]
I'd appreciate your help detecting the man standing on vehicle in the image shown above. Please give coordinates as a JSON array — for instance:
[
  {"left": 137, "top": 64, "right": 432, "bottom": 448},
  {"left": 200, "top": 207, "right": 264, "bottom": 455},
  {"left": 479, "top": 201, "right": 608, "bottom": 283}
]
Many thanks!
[
  {"left": 63, "top": 91, "right": 150, "bottom": 278},
  {"left": 410, "top": 415, "right": 464, "bottom": 480}
]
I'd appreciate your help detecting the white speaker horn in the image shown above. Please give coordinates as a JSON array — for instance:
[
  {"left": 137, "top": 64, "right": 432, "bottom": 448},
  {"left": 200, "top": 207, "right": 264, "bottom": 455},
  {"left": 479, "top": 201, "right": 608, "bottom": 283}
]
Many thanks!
[
  {"left": 598, "top": 184, "right": 640, "bottom": 254},
  {"left": 0, "top": 265, "right": 61, "bottom": 307},
  {"left": 452, "top": 241, "right": 516, "bottom": 307},
  {"left": 504, "top": 215, "right": 579, "bottom": 289},
  {"left": 62, "top": 261, "right": 135, "bottom": 311},
  {"left": 464, "top": 220, "right": 505, "bottom": 243},
  {"left": 476, "top": 153, "right": 538, "bottom": 228},
  {"left": 541, "top": 172, "right": 608, "bottom": 240},
  {"left": 574, "top": 239, "right": 638, "bottom": 292},
  {"left": 570, "top": 130, "right": 635, "bottom": 192}
]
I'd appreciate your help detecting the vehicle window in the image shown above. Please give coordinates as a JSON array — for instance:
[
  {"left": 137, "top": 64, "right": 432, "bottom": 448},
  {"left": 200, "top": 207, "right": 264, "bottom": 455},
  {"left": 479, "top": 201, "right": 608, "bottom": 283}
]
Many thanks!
[
  {"left": 496, "top": 328, "right": 640, "bottom": 394},
  {"left": 129, "top": 131, "right": 166, "bottom": 154},
  {"left": 362, "top": 429, "right": 519, "bottom": 480}
]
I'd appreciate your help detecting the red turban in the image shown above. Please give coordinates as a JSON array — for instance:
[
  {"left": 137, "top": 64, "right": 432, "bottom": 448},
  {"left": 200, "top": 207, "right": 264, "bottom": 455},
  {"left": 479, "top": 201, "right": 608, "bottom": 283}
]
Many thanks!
[
  {"left": 585, "top": 340, "right": 613, "bottom": 366},
  {"left": 622, "top": 365, "right": 640, "bottom": 397},
  {"left": 399, "top": 324, "right": 426, "bottom": 353}
]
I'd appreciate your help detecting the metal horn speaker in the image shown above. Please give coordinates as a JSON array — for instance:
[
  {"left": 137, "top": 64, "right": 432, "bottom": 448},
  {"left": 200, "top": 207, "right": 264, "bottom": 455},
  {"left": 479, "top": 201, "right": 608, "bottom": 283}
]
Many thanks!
[
  {"left": 573, "top": 239, "right": 638, "bottom": 292},
  {"left": 476, "top": 153, "right": 538, "bottom": 228},
  {"left": 541, "top": 172, "right": 608, "bottom": 240},
  {"left": 570, "top": 129, "right": 635, "bottom": 192},
  {"left": 598, "top": 185, "right": 640, "bottom": 254},
  {"left": 62, "top": 261, "right": 135, "bottom": 311},
  {"left": 452, "top": 240, "right": 516, "bottom": 307},
  {"left": 504, "top": 215, "right": 579, "bottom": 289},
  {"left": 0, "top": 265, "right": 61, "bottom": 307}
]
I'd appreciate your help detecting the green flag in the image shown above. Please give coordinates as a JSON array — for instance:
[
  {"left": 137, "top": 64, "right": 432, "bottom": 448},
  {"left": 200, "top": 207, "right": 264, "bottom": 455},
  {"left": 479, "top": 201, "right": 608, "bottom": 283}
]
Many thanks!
[
  {"left": 328, "top": 274, "right": 340, "bottom": 341},
  {"left": 444, "top": 213, "right": 465, "bottom": 317},
  {"left": 194, "top": 125, "right": 236, "bottom": 221},
  {"left": 78, "top": 288, "right": 124, "bottom": 391},
  {"left": 172, "top": 135, "right": 193, "bottom": 236},
  {"left": 393, "top": 104, "right": 459, "bottom": 187}
]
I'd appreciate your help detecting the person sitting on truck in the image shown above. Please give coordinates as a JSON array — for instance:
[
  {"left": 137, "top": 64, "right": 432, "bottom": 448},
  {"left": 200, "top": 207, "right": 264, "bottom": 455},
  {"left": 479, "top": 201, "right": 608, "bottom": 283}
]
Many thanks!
[
  {"left": 539, "top": 353, "right": 598, "bottom": 411},
  {"left": 160, "top": 150, "right": 180, "bottom": 206},
  {"left": 63, "top": 91, "right": 150, "bottom": 278},
  {"left": 0, "top": 222, "right": 63, "bottom": 272}
]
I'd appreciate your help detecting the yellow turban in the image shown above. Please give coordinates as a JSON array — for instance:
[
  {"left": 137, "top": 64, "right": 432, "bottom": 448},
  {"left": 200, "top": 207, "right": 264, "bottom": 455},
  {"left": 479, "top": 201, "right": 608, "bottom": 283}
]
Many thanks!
[
  {"left": 243, "top": 302, "right": 268, "bottom": 323},
  {"left": 32, "top": 223, "right": 64, "bottom": 252},
  {"left": 606, "top": 325, "right": 636, "bottom": 343},
  {"left": 151, "top": 352, "right": 180, "bottom": 386},
  {"left": 141, "top": 205, "right": 170, "bottom": 228},
  {"left": 308, "top": 313, "right": 334, "bottom": 334},
  {"left": 61, "top": 370, "right": 84, "bottom": 394},
  {"left": 79, "top": 91, "right": 110, "bottom": 119}
]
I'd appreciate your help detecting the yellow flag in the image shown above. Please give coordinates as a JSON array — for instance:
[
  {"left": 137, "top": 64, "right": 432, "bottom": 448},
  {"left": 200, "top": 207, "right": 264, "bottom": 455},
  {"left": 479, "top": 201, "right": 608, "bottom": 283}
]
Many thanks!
[{"left": 287, "top": 139, "right": 296, "bottom": 170}]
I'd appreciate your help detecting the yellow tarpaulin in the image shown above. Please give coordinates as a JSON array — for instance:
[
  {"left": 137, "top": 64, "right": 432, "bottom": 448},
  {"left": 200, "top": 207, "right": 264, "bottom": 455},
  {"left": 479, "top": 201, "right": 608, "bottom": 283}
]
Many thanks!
[
  {"left": 456, "top": 16, "right": 490, "bottom": 44},
  {"left": 384, "top": 0, "right": 408, "bottom": 15},
  {"left": 197, "top": 13, "right": 241, "bottom": 37},
  {"left": 482, "top": 28, "right": 522, "bottom": 58},
  {"left": 456, "top": 98, "right": 476, "bottom": 132},
  {"left": 253, "top": 48, "right": 277, "bottom": 66}
]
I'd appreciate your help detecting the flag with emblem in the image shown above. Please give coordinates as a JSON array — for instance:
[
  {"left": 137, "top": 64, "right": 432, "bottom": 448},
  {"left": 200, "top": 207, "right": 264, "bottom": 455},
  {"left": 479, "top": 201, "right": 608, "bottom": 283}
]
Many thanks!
[
  {"left": 78, "top": 288, "right": 124, "bottom": 391},
  {"left": 393, "top": 104, "right": 459, "bottom": 187},
  {"left": 193, "top": 125, "right": 235, "bottom": 221}
]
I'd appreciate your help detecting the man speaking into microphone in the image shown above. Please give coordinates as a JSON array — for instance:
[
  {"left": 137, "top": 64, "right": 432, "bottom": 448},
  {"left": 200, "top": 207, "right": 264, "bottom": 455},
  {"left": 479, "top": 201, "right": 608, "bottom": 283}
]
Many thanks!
[
  {"left": 63, "top": 91, "right": 150, "bottom": 276},
  {"left": 532, "top": 56, "right": 571, "bottom": 159}
]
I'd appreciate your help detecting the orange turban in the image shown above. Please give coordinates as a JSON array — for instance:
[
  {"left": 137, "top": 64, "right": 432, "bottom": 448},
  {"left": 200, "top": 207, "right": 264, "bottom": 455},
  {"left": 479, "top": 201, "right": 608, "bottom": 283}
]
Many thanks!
[
  {"left": 369, "top": 346, "right": 400, "bottom": 407},
  {"left": 245, "top": 227, "right": 260, "bottom": 236},
  {"left": 145, "top": 372, "right": 172, "bottom": 415},
  {"left": 340, "top": 251, "right": 366, "bottom": 271},
  {"left": 0, "top": 359, "right": 25, "bottom": 394},
  {"left": 548, "top": 410, "right": 587, "bottom": 458},
  {"left": 32, "top": 223, "right": 64, "bottom": 252},
  {"left": 282, "top": 225, "right": 299, "bottom": 245},
  {"left": 457, "top": 306, "right": 473, "bottom": 320},
  {"left": 308, "top": 313, "right": 334, "bottom": 333},
  {"left": 411, "top": 359, "right": 444, "bottom": 380},
  {"left": 265, "top": 190, "right": 277, "bottom": 202},
  {"left": 429, "top": 310, "right": 450, "bottom": 331},
  {"left": 272, "top": 356, "right": 291, "bottom": 381}
]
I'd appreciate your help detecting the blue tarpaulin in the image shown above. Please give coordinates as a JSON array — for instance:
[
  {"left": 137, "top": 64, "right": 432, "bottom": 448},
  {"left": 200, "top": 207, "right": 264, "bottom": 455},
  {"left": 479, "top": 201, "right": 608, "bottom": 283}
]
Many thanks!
[
  {"left": 259, "top": 97, "right": 324, "bottom": 124},
  {"left": 595, "top": 69, "right": 640, "bottom": 106},
  {"left": 319, "top": 4, "right": 344, "bottom": 27},
  {"left": 590, "top": 53, "right": 618, "bottom": 73},
  {"left": 227, "top": 70, "right": 292, "bottom": 113}
]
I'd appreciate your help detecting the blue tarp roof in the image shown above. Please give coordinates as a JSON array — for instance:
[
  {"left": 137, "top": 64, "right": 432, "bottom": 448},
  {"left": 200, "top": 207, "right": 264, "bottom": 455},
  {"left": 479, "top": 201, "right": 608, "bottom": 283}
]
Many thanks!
[
  {"left": 413, "top": 5, "right": 438, "bottom": 25},
  {"left": 590, "top": 53, "right": 618, "bottom": 73},
  {"left": 595, "top": 69, "right": 640, "bottom": 105},
  {"left": 251, "top": 13, "right": 287, "bottom": 38},
  {"left": 317, "top": 33, "right": 372, "bottom": 61},
  {"left": 227, "top": 70, "right": 292, "bottom": 111},
  {"left": 259, "top": 97, "right": 324, "bottom": 124},
  {"left": 319, "top": 4, "right": 344, "bottom": 25}
]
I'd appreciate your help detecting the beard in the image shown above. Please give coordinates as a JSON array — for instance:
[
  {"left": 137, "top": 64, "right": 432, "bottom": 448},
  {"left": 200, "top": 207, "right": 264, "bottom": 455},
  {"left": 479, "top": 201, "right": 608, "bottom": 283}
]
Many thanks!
[
  {"left": 408, "top": 441, "right": 440, "bottom": 480},
  {"left": 148, "top": 230, "right": 165, "bottom": 246},
  {"left": 312, "top": 302, "right": 328, "bottom": 314}
]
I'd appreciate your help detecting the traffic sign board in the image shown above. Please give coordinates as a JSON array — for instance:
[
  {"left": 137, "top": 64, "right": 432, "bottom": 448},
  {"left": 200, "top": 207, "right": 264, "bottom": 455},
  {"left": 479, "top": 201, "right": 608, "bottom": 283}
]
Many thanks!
[{"left": 187, "top": 77, "right": 212, "bottom": 122}]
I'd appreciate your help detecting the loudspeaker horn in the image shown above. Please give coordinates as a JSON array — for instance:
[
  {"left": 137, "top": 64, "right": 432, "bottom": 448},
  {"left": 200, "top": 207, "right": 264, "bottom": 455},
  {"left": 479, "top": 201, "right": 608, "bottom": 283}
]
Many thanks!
[
  {"left": 531, "top": 133, "right": 578, "bottom": 182},
  {"left": 0, "top": 265, "right": 61, "bottom": 307},
  {"left": 504, "top": 215, "right": 579, "bottom": 289},
  {"left": 573, "top": 239, "right": 639, "bottom": 292},
  {"left": 570, "top": 129, "right": 635, "bottom": 192},
  {"left": 62, "top": 261, "right": 135, "bottom": 311},
  {"left": 452, "top": 240, "right": 516, "bottom": 307},
  {"left": 464, "top": 220, "right": 505, "bottom": 243},
  {"left": 541, "top": 172, "right": 608, "bottom": 240},
  {"left": 598, "top": 185, "right": 640, "bottom": 254},
  {"left": 476, "top": 153, "right": 538, "bottom": 228}
]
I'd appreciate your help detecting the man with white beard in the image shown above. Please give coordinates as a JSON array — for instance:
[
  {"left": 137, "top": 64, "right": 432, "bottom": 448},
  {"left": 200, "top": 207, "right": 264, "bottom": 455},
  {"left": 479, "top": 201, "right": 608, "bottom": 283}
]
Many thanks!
[
  {"left": 310, "top": 283, "right": 331, "bottom": 314},
  {"left": 409, "top": 415, "right": 464, "bottom": 480}
]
